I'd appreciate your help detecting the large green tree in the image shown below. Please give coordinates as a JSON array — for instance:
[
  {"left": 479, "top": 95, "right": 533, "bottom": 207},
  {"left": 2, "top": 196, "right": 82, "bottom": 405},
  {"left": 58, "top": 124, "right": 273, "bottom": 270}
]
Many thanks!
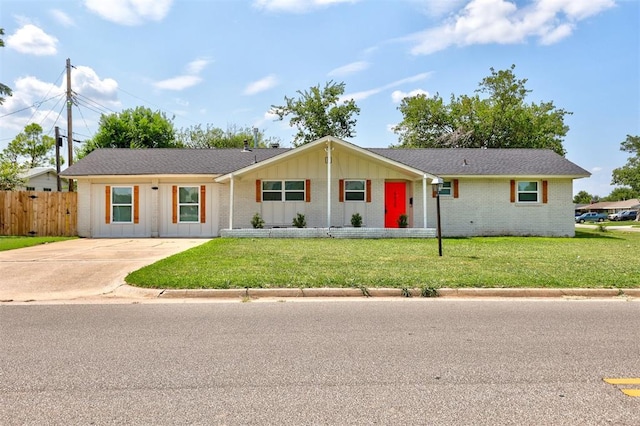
[
  {"left": 176, "top": 124, "right": 278, "bottom": 149},
  {"left": 573, "top": 190, "right": 594, "bottom": 204},
  {"left": 0, "top": 28, "right": 12, "bottom": 105},
  {"left": 0, "top": 160, "right": 24, "bottom": 190},
  {"left": 3, "top": 123, "right": 56, "bottom": 168},
  {"left": 612, "top": 135, "right": 640, "bottom": 195},
  {"left": 79, "top": 106, "right": 178, "bottom": 157},
  {"left": 393, "top": 65, "right": 570, "bottom": 156},
  {"left": 271, "top": 81, "right": 360, "bottom": 147},
  {"left": 603, "top": 186, "right": 639, "bottom": 202}
]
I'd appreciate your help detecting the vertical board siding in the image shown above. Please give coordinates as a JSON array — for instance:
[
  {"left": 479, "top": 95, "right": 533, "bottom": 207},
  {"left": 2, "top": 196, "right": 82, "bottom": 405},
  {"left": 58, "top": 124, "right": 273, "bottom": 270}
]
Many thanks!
[{"left": 0, "top": 191, "right": 77, "bottom": 236}]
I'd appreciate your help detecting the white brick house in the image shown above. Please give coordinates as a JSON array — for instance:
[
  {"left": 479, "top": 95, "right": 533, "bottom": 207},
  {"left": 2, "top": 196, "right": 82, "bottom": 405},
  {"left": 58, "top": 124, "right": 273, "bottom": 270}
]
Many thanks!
[{"left": 61, "top": 136, "right": 590, "bottom": 238}]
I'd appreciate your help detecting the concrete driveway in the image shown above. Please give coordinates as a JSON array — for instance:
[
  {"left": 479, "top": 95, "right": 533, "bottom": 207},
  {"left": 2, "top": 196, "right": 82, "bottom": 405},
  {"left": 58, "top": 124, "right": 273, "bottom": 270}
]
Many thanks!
[{"left": 0, "top": 238, "right": 209, "bottom": 302}]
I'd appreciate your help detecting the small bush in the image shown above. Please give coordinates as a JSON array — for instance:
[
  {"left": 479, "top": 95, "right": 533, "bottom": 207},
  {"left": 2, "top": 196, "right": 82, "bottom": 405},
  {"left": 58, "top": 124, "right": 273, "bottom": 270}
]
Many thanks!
[
  {"left": 292, "top": 213, "right": 306, "bottom": 228},
  {"left": 397, "top": 214, "right": 409, "bottom": 228},
  {"left": 351, "top": 213, "right": 363, "bottom": 227},
  {"left": 251, "top": 213, "right": 265, "bottom": 229}
]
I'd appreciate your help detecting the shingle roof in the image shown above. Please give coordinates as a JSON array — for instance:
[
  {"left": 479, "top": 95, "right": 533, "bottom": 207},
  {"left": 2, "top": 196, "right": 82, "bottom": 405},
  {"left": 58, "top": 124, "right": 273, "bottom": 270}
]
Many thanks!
[
  {"left": 61, "top": 148, "right": 290, "bottom": 176},
  {"left": 367, "top": 148, "right": 590, "bottom": 176},
  {"left": 61, "top": 146, "right": 590, "bottom": 178}
]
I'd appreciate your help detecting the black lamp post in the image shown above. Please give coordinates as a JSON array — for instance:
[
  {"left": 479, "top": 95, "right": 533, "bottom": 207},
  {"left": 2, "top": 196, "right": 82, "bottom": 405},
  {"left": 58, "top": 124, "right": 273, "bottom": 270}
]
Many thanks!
[{"left": 432, "top": 178, "right": 443, "bottom": 256}]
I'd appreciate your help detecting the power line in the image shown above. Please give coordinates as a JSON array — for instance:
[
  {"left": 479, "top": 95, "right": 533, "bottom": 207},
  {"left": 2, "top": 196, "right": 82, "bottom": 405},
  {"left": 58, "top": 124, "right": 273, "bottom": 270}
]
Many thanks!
[{"left": 0, "top": 94, "right": 65, "bottom": 119}]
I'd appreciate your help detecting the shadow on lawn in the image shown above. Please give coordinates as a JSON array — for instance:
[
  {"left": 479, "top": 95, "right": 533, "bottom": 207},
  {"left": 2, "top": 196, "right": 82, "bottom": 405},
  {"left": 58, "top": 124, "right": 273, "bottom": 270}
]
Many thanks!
[{"left": 574, "top": 230, "right": 624, "bottom": 240}]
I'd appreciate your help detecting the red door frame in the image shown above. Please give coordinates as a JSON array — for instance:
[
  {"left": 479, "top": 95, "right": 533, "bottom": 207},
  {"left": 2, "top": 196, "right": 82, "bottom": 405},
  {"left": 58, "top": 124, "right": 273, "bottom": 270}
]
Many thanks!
[{"left": 384, "top": 182, "right": 406, "bottom": 228}]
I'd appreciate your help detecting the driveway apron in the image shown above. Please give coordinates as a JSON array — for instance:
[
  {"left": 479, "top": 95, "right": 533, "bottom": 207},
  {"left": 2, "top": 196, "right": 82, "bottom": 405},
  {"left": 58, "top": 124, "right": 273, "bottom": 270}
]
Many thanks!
[{"left": 0, "top": 239, "right": 209, "bottom": 302}]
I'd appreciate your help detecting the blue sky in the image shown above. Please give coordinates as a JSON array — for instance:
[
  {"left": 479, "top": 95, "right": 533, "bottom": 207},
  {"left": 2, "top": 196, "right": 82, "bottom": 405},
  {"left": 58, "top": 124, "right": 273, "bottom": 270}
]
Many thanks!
[{"left": 1, "top": 0, "right": 638, "bottom": 197}]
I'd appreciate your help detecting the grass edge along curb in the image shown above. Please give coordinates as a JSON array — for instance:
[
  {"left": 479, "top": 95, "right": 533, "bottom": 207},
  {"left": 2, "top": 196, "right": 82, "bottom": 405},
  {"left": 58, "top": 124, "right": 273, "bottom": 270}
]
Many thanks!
[{"left": 148, "top": 286, "right": 635, "bottom": 299}]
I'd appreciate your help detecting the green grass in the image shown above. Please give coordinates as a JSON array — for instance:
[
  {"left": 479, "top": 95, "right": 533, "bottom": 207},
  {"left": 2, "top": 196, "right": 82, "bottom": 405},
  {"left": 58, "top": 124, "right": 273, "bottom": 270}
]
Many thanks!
[
  {"left": 0, "top": 236, "right": 76, "bottom": 252},
  {"left": 126, "top": 229, "right": 640, "bottom": 290}
]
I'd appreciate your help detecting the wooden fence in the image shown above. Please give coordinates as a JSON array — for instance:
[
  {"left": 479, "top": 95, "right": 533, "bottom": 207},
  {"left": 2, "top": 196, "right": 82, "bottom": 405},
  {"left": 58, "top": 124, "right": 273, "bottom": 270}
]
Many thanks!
[{"left": 0, "top": 191, "right": 77, "bottom": 236}]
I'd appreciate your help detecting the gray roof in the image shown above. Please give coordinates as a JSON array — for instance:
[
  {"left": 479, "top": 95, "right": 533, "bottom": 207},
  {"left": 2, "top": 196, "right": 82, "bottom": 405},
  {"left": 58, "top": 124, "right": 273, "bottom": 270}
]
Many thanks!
[
  {"left": 367, "top": 148, "right": 590, "bottom": 176},
  {"left": 61, "top": 147, "right": 590, "bottom": 178},
  {"left": 61, "top": 148, "right": 289, "bottom": 176}
]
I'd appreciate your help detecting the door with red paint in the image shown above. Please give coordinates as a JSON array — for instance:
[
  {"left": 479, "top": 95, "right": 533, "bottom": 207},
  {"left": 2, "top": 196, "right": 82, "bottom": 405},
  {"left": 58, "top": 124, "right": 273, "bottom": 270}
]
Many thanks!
[{"left": 384, "top": 182, "right": 406, "bottom": 228}]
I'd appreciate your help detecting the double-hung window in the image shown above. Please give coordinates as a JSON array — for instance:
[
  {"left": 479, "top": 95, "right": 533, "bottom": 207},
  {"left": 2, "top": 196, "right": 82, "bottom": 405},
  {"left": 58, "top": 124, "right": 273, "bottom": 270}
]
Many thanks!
[
  {"left": 179, "top": 186, "right": 200, "bottom": 222},
  {"left": 344, "top": 180, "right": 365, "bottom": 201},
  {"left": 517, "top": 181, "right": 539, "bottom": 203},
  {"left": 262, "top": 180, "right": 305, "bottom": 201},
  {"left": 439, "top": 181, "right": 452, "bottom": 196},
  {"left": 112, "top": 186, "right": 133, "bottom": 223}
]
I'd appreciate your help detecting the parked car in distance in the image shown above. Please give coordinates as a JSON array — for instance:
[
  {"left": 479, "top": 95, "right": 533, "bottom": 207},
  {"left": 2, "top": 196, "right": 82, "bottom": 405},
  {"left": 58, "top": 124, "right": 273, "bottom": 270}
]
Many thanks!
[
  {"left": 612, "top": 210, "right": 638, "bottom": 221},
  {"left": 608, "top": 211, "right": 621, "bottom": 220},
  {"left": 575, "top": 212, "right": 608, "bottom": 223}
]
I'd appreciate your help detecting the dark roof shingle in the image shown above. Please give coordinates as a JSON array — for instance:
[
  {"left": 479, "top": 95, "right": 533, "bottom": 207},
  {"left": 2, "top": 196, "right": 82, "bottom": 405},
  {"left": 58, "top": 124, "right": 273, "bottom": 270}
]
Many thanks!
[{"left": 61, "top": 147, "right": 590, "bottom": 178}]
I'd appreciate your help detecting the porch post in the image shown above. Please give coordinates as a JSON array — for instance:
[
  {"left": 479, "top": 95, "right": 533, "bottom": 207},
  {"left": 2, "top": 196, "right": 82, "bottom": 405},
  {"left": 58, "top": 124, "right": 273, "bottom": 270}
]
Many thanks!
[
  {"left": 423, "top": 174, "right": 428, "bottom": 228},
  {"left": 326, "top": 140, "right": 332, "bottom": 228},
  {"left": 229, "top": 174, "right": 234, "bottom": 229}
]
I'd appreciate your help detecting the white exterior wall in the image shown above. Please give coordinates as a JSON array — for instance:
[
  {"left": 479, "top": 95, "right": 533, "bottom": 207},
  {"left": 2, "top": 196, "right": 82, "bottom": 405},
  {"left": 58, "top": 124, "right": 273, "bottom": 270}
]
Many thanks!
[
  {"left": 426, "top": 178, "right": 576, "bottom": 237},
  {"left": 227, "top": 146, "right": 418, "bottom": 229},
  {"left": 76, "top": 180, "right": 92, "bottom": 237},
  {"left": 19, "top": 171, "right": 67, "bottom": 191},
  {"left": 77, "top": 177, "right": 222, "bottom": 238}
]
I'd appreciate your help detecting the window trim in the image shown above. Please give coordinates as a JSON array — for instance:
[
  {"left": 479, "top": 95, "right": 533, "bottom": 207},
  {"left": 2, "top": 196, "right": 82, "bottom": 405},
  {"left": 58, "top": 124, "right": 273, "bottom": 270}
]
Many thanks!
[
  {"left": 111, "top": 186, "right": 134, "bottom": 223},
  {"left": 178, "top": 185, "right": 200, "bottom": 223},
  {"left": 516, "top": 180, "right": 539, "bottom": 203},
  {"left": 261, "top": 180, "right": 306, "bottom": 202},
  {"left": 439, "top": 181, "right": 453, "bottom": 197},
  {"left": 344, "top": 179, "right": 366, "bottom": 202}
]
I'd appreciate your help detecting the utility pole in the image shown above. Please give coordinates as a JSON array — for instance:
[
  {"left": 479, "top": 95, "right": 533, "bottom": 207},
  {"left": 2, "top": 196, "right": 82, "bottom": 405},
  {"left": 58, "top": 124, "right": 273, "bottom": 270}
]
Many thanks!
[
  {"left": 55, "top": 126, "right": 62, "bottom": 192},
  {"left": 66, "top": 58, "right": 74, "bottom": 192}
]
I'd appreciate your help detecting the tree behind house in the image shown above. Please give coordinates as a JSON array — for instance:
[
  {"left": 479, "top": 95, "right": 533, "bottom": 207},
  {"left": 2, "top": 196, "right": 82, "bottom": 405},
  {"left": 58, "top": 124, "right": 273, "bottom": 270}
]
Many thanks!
[
  {"left": 392, "top": 65, "right": 570, "bottom": 156},
  {"left": 3, "top": 123, "right": 56, "bottom": 168},
  {"left": 78, "top": 106, "right": 179, "bottom": 158},
  {"left": 270, "top": 81, "right": 360, "bottom": 147}
]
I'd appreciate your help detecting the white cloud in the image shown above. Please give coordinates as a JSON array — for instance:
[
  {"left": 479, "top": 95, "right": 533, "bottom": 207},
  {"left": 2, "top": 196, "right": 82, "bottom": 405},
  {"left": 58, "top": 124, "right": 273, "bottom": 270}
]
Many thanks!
[
  {"left": 71, "top": 66, "right": 120, "bottom": 108},
  {"left": 186, "top": 59, "right": 211, "bottom": 75},
  {"left": 50, "top": 9, "right": 75, "bottom": 27},
  {"left": 327, "top": 61, "right": 369, "bottom": 77},
  {"left": 419, "top": 0, "right": 468, "bottom": 17},
  {"left": 340, "top": 72, "right": 432, "bottom": 102},
  {"left": 244, "top": 75, "right": 279, "bottom": 95},
  {"left": 391, "top": 89, "right": 429, "bottom": 103},
  {"left": 592, "top": 166, "right": 603, "bottom": 173},
  {"left": 253, "top": 0, "right": 359, "bottom": 13},
  {"left": 154, "top": 75, "right": 203, "bottom": 91},
  {"left": 6, "top": 24, "right": 58, "bottom": 56},
  {"left": 0, "top": 67, "right": 119, "bottom": 137},
  {"left": 153, "top": 58, "right": 211, "bottom": 91},
  {"left": 84, "top": 0, "right": 173, "bottom": 26},
  {"left": 407, "top": 0, "right": 616, "bottom": 55}
]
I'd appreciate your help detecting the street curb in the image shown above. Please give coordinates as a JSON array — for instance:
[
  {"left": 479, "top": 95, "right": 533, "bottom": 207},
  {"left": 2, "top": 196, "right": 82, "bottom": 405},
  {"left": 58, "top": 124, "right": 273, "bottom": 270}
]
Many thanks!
[
  {"left": 437, "top": 288, "right": 622, "bottom": 298},
  {"left": 159, "top": 288, "right": 247, "bottom": 298},
  {"left": 116, "top": 285, "right": 638, "bottom": 299}
]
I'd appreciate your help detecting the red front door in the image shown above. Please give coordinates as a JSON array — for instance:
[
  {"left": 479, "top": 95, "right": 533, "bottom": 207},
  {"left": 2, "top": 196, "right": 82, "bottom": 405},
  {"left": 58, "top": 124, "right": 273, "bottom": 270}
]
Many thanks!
[{"left": 384, "top": 182, "right": 406, "bottom": 228}]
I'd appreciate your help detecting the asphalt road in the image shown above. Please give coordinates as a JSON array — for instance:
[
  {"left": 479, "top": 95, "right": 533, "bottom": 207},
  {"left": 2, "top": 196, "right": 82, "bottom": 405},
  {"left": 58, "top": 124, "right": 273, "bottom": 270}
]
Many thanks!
[{"left": 1, "top": 299, "right": 639, "bottom": 425}]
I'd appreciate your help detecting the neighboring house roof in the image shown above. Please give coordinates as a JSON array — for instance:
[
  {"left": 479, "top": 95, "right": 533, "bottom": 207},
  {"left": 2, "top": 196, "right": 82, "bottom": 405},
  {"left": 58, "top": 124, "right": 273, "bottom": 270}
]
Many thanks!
[
  {"left": 578, "top": 199, "right": 640, "bottom": 211},
  {"left": 61, "top": 138, "right": 591, "bottom": 179},
  {"left": 18, "top": 167, "right": 59, "bottom": 179}
]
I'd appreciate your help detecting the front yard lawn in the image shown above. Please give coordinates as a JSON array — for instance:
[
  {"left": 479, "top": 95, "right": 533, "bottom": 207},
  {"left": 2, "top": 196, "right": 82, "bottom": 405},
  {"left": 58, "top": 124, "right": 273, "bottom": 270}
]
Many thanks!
[
  {"left": 0, "top": 236, "right": 75, "bottom": 252},
  {"left": 126, "top": 229, "right": 640, "bottom": 290}
]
